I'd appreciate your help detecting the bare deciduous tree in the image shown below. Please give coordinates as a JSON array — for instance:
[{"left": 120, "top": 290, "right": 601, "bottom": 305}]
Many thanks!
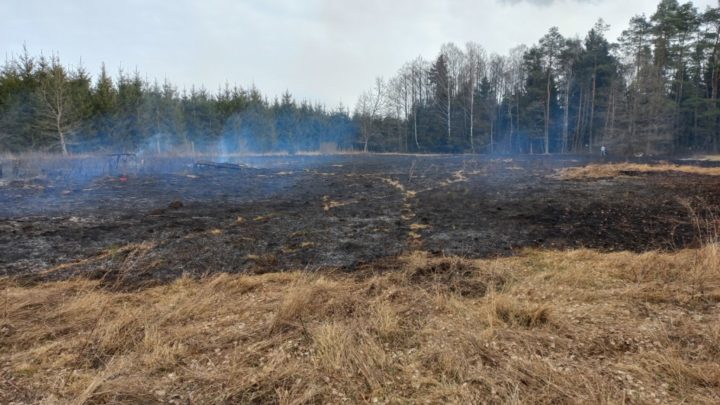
[
  {"left": 37, "top": 56, "right": 77, "bottom": 155},
  {"left": 387, "top": 68, "right": 412, "bottom": 151},
  {"left": 355, "top": 77, "right": 385, "bottom": 152},
  {"left": 463, "top": 43, "right": 486, "bottom": 152},
  {"left": 409, "top": 57, "right": 429, "bottom": 150},
  {"left": 438, "top": 43, "right": 464, "bottom": 143},
  {"left": 506, "top": 45, "right": 527, "bottom": 152}
]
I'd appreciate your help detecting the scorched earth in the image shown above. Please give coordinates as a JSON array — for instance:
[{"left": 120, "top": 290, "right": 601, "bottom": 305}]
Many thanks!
[{"left": 1, "top": 154, "right": 719, "bottom": 288}]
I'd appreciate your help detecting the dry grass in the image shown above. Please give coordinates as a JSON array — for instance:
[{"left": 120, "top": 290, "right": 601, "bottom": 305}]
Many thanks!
[
  {"left": 557, "top": 162, "right": 720, "bottom": 179},
  {"left": 687, "top": 155, "right": 720, "bottom": 162},
  {"left": 2, "top": 246, "right": 720, "bottom": 404}
]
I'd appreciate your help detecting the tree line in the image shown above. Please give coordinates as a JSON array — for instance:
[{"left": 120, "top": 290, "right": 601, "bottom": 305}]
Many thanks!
[
  {"left": 2, "top": 0, "right": 719, "bottom": 156},
  {"left": 358, "top": 0, "right": 720, "bottom": 155},
  {"left": 0, "top": 51, "right": 355, "bottom": 155}
]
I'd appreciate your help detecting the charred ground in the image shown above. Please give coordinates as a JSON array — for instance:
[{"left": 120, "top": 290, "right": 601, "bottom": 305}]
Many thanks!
[{"left": 1, "top": 155, "right": 719, "bottom": 287}]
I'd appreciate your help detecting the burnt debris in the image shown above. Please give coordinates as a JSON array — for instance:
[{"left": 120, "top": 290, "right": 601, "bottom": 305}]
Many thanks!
[{"left": 193, "top": 161, "right": 250, "bottom": 171}]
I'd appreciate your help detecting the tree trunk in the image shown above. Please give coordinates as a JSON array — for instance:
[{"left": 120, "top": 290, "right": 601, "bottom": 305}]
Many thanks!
[
  {"left": 412, "top": 79, "right": 420, "bottom": 150},
  {"left": 574, "top": 87, "right": 584, "bottom": 151},
  {"left": 693, "top": 106, "right": 698, "bottom": 148},
  {"left": 55, "top": 97, "right": 68, "bottom": 156},
  {"left": 516, "top": 94, "right": 521, "bottom": 153},
  {"left": 403, "top": 85, "right": 409, "bottom": 152},
  {"left": 545, "top": 70, "right": 551, "bottom": 154},
  {"left": 712, "top": 33, "right": 720, "bottom": 152},
  {"left": 57, "top": 120, "right": 68, "bottom": 155},
  {"left": 603, "top": 85, "right": 614, "bottom": 147},
  {"left": 413, "top": 106, "right": 419, "bottom": 150},
  {"left": 674, "top": 34, "right": 688, "bottom": 150},
  {"left": 447, "top": 89, "right": 452, "bottom": 142},
  {"left": 562, "top": 74, "right": 571, "bottom": 153},
  {"left": 397, "top": 114, "right": 403, "bottom": 152},
  {"left": 630, "top": 86, "right": 638, "bottom": 153},
  {"left": 508, "top": 103, "right": 513, "bottom": 153},
  {"left": 589, "top": 68, "right": 597, "bottom": 153},
  {"left": 490, "top": 117, "right": 495, "bottom": 153},
  {"left": 469, "top": 84, "right": 475, "bottom": 153},
  {"left": 610, "top": 85, "right": 616, "bottom": 151}
]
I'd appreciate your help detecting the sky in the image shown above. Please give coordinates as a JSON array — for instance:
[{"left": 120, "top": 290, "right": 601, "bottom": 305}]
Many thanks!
[{"left": 1, "top": 0, "right": 717, "bottom": 108}]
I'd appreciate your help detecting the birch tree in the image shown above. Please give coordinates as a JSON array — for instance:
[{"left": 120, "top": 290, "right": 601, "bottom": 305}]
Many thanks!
[
  {"left": 354, "top": 77, "right": 385, "bottom": 152},
  {"left": 506, "top": 45, "right": 527, "bottom": 152},
  {"left": 409, "top": 57, "right": 429, "bottom": 150},
  {"left": 463, "top": 42, "right": 486, "bottom": 152},
  {"left": 37, "top": 56, "right": 78, "bottom": 155}
]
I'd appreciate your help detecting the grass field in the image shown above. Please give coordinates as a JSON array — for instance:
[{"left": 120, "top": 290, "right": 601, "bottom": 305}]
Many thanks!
[{"left": 2, "top": 243, "right": 719, "bottom": 404}]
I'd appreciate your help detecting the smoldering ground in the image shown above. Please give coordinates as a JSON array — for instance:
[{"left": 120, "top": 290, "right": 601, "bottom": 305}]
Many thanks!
[{"left": 1, "top": 154, "right": 719, "bottom": 289}]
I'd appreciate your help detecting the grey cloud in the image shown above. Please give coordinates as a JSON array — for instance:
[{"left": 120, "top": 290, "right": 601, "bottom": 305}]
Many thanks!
[
  {"left": 4, "top": 0, "right": 701, "bottom": 107},
  {"left": 500, "top": 0, "right": 599, "bottom": 5}
]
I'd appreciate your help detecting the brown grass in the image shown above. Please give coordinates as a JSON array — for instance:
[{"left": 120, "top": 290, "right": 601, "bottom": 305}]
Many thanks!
[
  {"left": 556, "top": 162, "right": 720, "bottom": 179},
  {"left": 689, "top": 155, "right": 720, "bottom": 162},
  {"left": 2, "top": 246, "right": 720, "bottom": 404}
]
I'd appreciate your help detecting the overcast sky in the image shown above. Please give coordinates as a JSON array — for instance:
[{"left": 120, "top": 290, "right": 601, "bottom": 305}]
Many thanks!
[{"left": 2, "top": 0, "right": 716, "bottom": 108}]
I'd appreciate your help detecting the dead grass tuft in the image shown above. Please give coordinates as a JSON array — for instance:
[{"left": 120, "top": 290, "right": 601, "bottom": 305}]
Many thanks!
[{"left": 490, "top": 294, "right": 553, "bottom": 328}]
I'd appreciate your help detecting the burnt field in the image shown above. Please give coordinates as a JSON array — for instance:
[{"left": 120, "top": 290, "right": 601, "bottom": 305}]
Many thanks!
[
  {"left": 2, "top": 154, "right": 720, "bottom": 286},
  {"left": 3, "top": 154, "right": 720, "bottom": 404}
]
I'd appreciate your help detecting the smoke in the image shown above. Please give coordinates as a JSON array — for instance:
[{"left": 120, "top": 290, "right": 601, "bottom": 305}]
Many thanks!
[{"left": 51, "top": 102, "right": 358, "bottom": 162}]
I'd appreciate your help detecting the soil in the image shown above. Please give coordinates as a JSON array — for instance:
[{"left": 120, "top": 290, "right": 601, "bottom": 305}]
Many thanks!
[{"left": 2, "top": 154, "right": 719, "bottom": 287}]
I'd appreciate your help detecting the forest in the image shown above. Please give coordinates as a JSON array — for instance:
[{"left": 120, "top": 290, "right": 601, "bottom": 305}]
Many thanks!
[{"left": 1, "top": 0, "right": 719, "bottom": 155}]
